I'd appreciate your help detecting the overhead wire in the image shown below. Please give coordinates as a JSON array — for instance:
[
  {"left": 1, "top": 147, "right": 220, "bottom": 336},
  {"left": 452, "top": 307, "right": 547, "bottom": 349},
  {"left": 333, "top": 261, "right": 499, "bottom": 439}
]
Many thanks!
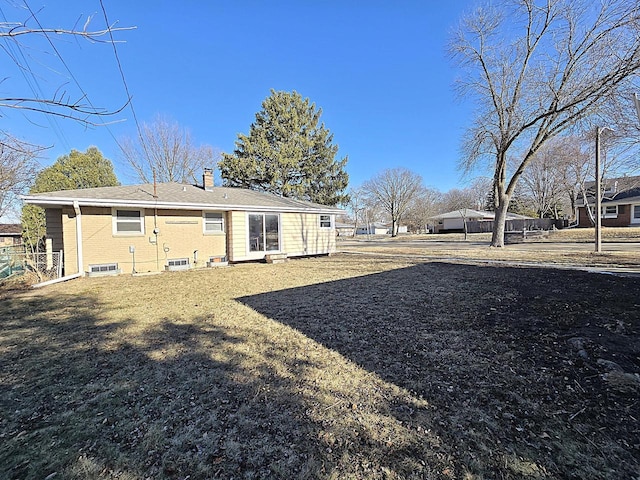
[
  {"left": 98, "top": 0, "right": 151, "bottom": 170},
  {"left": 22, "top": 0, "right": 130, "bottom": 156},
  {"left": 0, "top": 3, "right": 70, "bottom": 150}
]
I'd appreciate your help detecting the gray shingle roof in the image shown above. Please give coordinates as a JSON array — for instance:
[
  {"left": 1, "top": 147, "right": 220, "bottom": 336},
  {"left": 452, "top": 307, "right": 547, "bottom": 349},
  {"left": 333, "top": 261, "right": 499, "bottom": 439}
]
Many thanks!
[
  {"left": 0, "top": 224, "right": 22, "bottom": 235},
  {"left": 22, "top": 182, "right": 344, "bottom": 214}
]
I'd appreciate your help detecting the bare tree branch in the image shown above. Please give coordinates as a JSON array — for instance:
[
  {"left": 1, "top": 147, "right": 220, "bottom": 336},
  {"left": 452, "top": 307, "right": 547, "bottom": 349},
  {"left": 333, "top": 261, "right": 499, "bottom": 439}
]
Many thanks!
[
  {"left": 0, "top": 3, "right": 135, "bottom": 129},
  {"left": 120, "top": 115, "right": 218, "bottom": 184},
  {"left": 451, "top": 0, "right": 640, "bottom": 246},
  {"left": 0, "top": 134, "right": 38, "bottom": 218},
  {"left": 363, "top": 168, "right": 423, "bottom": 237}
]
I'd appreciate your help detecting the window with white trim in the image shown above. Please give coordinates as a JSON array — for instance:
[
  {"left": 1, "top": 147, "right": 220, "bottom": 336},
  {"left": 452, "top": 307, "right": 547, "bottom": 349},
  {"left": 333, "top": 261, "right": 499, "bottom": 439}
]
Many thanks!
[
  {"left": 113, "top": 209, "right": 144, "bottom": 235},
  {"left": 203, "top": 212, "right": 224, "bottom": 233},
  {"left": 603, "top": 205, "right": 618, "bottom": 218},
  {"left": 319, "top": 214, "right": 333, "bottom": 228},
  {"left": 633, "top": 205, "right": 640, "bottom": 221}
]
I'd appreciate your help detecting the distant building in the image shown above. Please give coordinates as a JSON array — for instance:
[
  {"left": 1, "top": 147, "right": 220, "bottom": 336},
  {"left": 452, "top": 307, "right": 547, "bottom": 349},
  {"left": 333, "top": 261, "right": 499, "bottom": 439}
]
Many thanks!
[
  {"left": 355, "top": 223, "right": 407, "bottom": 235},
  {"left": 576, "top": 176, "right": 640, "bottom": 227},
  {"left": 427, "top": 209, "right": 532, "bottom": 233},
  {"left": 0, "top": 224, "right": 22, "bottom": 246},
  {"left": 335, "top": 222, "right": 356, "bottom": 237}
]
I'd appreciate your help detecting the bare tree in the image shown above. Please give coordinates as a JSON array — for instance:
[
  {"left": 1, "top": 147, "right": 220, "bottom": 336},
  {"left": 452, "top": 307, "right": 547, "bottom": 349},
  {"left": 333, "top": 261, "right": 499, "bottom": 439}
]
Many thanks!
[
  {"left": 467, "top": 176, "right": 493, "bottom": 211},
  {"left": 346, "top": 186, "right": 366, "bottom": 236},
  {"left": 0, "top": 135, "right": 38, "bottom": 218},
  {"left": 439, "top": 188, "right": 478, "bottom": 213},
  {"left": 519, "top": 140, "right": 570, "bottom": 219},
  {"left": 363, "top": 168, "right": 423, "bottom": 237},
  {"left": 439, "top": 188, "right": 479, "bottom": 239},
  {"left": 120, "top": 116, "right": 218, "bottom": 184},
  {"left": 0, "top": 2, "right": 134, "bottom": 141},
  {"left": 451, "top": 0, "right": 640, "bottom": 246},
  {"left": 403, "top": 186, "right": 440, "bottom": 233}
]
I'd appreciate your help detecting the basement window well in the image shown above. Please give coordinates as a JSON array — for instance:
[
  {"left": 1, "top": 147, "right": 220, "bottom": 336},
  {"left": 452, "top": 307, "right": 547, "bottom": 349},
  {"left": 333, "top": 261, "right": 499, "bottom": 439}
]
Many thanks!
[
  {"left": 166, "top": 258, "right": 190, "bottom": 271},
  {"left": 88, "top": 263, "right": 120, "bottom": 276}
]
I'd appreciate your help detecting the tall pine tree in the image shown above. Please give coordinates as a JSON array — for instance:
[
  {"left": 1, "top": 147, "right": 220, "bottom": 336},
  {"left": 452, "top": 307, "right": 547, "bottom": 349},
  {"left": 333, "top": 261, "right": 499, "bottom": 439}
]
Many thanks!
[{"left": 219, "top": 90, "right": 349, "bottom": 206}]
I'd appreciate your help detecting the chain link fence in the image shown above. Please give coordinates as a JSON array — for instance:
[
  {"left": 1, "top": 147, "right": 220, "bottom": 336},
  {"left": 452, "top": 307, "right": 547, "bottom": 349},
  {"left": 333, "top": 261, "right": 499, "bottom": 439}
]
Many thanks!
[{"left": 0, "top": 247, "right": 62, "bottom": 282}]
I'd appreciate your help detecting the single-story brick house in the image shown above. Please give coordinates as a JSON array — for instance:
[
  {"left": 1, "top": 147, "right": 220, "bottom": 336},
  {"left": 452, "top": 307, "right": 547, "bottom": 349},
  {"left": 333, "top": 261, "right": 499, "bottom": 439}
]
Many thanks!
[
  {"left": 22, "top": 172, "right": 343, "bottom": 276},
  {"left": 576, "top": 176, "right": 640, "bottom": 227}
]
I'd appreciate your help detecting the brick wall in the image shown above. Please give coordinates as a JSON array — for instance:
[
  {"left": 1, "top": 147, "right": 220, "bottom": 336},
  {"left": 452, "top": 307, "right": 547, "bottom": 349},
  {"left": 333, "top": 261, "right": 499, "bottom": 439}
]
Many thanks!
[{"left": 577, "top": 205, "right": 631, "bottom": 227}]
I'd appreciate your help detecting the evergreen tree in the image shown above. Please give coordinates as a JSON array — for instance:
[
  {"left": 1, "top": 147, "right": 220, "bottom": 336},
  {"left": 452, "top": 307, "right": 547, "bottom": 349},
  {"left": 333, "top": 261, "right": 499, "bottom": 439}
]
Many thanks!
[
  {"left": 219, "top": 90, "right": 349, "bottom": 206},
  {"left": 22, "top": 147, "right": 119, "bottom": 250}
]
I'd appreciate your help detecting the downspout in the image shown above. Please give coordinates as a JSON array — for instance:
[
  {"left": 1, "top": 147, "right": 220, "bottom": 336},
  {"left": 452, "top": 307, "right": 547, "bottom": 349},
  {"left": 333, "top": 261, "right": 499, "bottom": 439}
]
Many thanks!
[{"left": 73, "top": 201, "right": 84, "bottom": 276}]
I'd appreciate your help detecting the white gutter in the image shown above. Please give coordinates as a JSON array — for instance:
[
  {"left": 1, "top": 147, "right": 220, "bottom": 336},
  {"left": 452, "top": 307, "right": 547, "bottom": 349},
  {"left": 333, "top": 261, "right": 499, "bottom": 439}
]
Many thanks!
[
  {"left": 73, "top": 201, "right": 84, "bottom": 277},
  {"left": 21, "top": 196, "right": 345, "bottom": 215}
]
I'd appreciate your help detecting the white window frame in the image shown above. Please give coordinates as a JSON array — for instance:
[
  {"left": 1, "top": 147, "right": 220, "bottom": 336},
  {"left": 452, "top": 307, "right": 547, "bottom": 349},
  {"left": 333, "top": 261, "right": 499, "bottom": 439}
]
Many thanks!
[
  {"left": 632, "top": 204, "right": 640, "bottom": 224},
  {"left": 246, "top": 212, "right": 281, "bottom": 257},
  {"left": 203, "top": 211, "right": 225, "bottom": 234},
  {"left": 319, "top": 214, "right": 333, "bottom": 229},
  {"left": 112, "top": 208, "right": 145, "bottom": 236},
  {"left": 602, "top": 205, "right": 618, "bottom": 218}
]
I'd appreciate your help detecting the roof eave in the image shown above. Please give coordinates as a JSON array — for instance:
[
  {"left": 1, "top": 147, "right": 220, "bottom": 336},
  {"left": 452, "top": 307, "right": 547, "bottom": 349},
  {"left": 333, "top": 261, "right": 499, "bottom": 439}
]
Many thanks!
[{"left": 20, "top": 195, "right": 344, "bottom": 215}]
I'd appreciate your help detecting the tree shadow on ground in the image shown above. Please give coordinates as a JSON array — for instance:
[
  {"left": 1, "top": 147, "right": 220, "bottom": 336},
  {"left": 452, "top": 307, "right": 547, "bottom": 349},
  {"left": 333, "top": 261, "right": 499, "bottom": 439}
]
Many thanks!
[
  {"left": 1, "top": 289, "right": 388, "bottom": 479},
  {"left": 239, "top": 261, "right": 640, "bottom": 479}
]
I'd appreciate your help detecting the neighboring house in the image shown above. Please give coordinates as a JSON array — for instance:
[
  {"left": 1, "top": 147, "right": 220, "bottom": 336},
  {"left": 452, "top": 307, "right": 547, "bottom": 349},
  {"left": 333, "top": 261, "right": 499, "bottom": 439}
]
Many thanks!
[
  {"left": 0, "top": 224, "right": 22, "bottom": 247},
  {"left": 428, "top": 209, "right": 494, "bottom": 233},
  {"left": 355, "top": 222, "right": 390, "bottom": 235},
  {"left": 22, "top": 172, "right": 343, "bottom": 276},
  {"left": 428, "top": 209, "right": 533, "bottom": 233},
  {"left": 576, "top": 176, "right": 640, "bottom": 227},
  {"left": 335, "top": 222, "right": 356, "bottom": 237}
]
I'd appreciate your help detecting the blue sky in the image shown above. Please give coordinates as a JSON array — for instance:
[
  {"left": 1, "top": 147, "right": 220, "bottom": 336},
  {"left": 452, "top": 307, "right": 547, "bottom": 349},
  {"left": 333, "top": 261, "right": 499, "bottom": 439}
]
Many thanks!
[{"left": 3, "top": 0, "right": 481, "bottom": 198}]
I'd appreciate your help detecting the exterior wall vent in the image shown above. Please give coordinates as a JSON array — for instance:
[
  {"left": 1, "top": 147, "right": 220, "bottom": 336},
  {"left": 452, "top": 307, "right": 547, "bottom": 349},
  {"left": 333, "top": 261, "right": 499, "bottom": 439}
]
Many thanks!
[
  {"left": 88, "top": 263, "right": 121, "bottom": 277},
  {"left": 207, "top": 255, "right": 228, "bottom": 267},
  {"left": 166, "top": 258, "right": 190, "bottom": 271}
]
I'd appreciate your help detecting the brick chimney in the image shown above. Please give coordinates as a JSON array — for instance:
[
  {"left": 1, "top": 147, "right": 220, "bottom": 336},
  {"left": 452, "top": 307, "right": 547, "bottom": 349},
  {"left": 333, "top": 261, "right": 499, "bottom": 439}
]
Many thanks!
[{"left": 203, "top": 168, "right": 214, "bottom": 191}]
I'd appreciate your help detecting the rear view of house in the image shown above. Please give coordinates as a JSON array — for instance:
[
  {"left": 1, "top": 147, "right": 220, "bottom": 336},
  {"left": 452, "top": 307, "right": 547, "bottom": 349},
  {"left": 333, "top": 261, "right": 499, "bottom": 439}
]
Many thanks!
[{"left": 22, "top": 172, "right": 342, "bottom": 277}]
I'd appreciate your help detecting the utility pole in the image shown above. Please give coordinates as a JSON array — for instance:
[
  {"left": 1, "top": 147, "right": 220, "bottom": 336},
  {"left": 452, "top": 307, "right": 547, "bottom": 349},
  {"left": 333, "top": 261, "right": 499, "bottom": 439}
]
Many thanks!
[{"left": 595, "top": 127, "right": 603, "bottom": 253}]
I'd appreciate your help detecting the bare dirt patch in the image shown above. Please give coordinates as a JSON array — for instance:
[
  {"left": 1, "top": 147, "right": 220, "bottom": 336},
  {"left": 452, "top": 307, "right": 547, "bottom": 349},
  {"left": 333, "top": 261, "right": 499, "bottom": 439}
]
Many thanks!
[{"left": 1, "top": 256, "right": 639, "bottom": 479}]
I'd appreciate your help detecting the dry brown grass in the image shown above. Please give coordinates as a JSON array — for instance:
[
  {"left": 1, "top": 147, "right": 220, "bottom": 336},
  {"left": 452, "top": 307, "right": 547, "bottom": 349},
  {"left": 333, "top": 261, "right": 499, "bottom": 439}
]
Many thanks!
[
  {"left": 338, "top": 227, "right": 640, "bottom": 269},
  {"left": 381, "top": 226, "right": 640, "bottom": 243},
  {"left": 1, "top": 256, "right": 639, "bottom": 479},
  {"left": 346, "top": 246, "right": 640, "bottom": 268}
]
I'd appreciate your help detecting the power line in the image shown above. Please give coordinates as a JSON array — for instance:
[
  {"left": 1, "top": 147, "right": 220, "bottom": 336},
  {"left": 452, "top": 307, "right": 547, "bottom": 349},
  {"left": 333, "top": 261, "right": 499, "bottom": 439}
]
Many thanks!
[
  {"left": 98, "top": 0, "right": 150, "bottom": 165},
  {"left": 20, "top": 0, "right": 143, "bottom": 171},
  {"left": 0, "top": 3, "right": 70, "bottom": 150}
]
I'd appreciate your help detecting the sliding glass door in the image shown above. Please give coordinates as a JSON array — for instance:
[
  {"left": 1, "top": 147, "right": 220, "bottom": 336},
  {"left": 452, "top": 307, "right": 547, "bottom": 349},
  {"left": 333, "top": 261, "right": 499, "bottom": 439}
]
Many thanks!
[{"left": 249, "top": 213, "right": 279, "bottom": 253}]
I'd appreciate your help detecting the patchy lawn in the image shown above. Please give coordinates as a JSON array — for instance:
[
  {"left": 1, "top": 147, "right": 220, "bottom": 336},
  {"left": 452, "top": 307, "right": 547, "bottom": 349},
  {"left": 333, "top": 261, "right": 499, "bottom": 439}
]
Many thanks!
[{"left": 1, "top": 256, "right": 639, "bottom": 479}]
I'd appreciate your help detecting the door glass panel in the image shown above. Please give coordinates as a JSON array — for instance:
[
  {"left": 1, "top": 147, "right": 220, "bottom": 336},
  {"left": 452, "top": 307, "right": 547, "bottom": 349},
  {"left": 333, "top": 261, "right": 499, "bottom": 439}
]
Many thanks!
[
  {"left": 265, "top": 214, "right": 279, "bottom": 251},
  {"left": 249, "top": 214, "right": 264, "bottom": 252}
]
